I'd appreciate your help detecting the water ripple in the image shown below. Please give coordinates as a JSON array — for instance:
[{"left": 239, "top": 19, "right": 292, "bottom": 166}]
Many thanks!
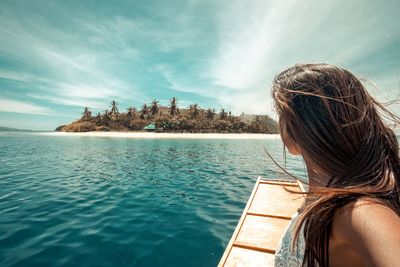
[{"left": 0, "top": 133, "right": 305, "bottom": 267}]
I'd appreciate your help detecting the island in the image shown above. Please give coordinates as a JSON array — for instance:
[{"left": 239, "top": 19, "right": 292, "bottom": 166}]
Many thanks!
[{"left": 56, "top": 98, "right": 278, "bottom": 134}]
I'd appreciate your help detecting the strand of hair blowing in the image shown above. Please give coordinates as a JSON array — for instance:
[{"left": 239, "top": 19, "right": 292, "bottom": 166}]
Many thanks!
[{"left": 272, "top": 64, "right": 400, "bottom": 267}]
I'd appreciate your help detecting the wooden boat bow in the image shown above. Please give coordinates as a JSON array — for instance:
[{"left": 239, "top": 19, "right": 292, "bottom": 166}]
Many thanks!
[{"left": 218, "top": 176, "right": 305, "bottom": 267}]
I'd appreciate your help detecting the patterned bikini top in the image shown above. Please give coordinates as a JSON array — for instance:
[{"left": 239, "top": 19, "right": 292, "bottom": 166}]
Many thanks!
[{"left": 274, "top": 211, "right": 306, "bottom": 267}]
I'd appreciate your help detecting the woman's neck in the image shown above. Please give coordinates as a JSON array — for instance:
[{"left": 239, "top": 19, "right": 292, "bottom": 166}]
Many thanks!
[{"left": 305, "top": 161, "right": 330, "bottom": 190}]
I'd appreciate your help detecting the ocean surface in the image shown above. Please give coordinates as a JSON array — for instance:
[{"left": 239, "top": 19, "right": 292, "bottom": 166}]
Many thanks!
[{"left": 0, "top": 132, "right": 306, "bottom": 267}]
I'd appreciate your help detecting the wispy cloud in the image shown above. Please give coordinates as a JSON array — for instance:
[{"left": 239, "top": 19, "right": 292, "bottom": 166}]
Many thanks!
[
  {"left": 201, "top": 0, "right": 400, "bottom": 115},
  {"left": 0, "top": 98, "right": 53, "bottom": 116},
  {"left": 155, "top": 64, "right": 211, "bottom": 95},
  {"left": 0, "top": 70, "right": 30, "bottom": 82},
  {"left": 56, "top": 83, "right": 121, "bottom": 100},
  {"left": 26, "top": 93, "right": 105, "bottom": 109},
  {"left": 209, "top": 1, "right": 295, "bottom": 90},
  {"left": 0, "top": 9, "right": 147, "bottom": 114}
]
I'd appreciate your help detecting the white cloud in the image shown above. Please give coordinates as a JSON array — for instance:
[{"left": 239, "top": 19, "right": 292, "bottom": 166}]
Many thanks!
[
  {"left": 26, "top": 93, "right": 105, "bottom": 109},
  {"left": 217, "top": 89, "right": 275, "bottom": 116},
  {"left": 0, "top": 70, "right": 29, "bottom": 82},
  {"left": 155, "top": 63, "right": 275, "bottom": 115},
  {"left": 209, "top": 0, "right": 297, "bottom": 90},
  {"left": 0, "top": 11, "right": 145, "bottom": 109},
  {"left": 57, "top": 83, "right": 120, "bottom": 100},
  {"left": 0, "top": 98, "right": 53, "bottom": 115},
  {"left": 157, "top": 65, "right": 204, "bottom": 94},
  {"left": 203, "top": 0, "right": 400, "bottom": 115}
]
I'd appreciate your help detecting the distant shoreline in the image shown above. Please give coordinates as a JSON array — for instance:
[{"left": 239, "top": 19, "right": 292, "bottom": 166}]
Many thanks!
[{"left": 41, "top": 131, "right": 281, "bottom": 140}]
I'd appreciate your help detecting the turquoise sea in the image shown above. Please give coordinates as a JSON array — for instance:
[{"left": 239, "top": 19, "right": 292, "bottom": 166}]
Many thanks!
[{"left": 0, "top": 132, "right": 306, "bottom": 267}]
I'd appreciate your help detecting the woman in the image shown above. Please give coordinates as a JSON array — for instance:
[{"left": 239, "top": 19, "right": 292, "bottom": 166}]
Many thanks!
[{"left": 272, "top": 63, "right": 400, "bottom": 266}]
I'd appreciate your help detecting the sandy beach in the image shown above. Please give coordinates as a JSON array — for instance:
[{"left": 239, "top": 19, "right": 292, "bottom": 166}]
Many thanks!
[{"left": 41, "top": 131, "right": 281, "bottom": 140}]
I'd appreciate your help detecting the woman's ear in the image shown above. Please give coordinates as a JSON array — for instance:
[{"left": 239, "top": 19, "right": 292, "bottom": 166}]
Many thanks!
[{"left": 286, "top": 139, "right": 301, "bottom": 155}]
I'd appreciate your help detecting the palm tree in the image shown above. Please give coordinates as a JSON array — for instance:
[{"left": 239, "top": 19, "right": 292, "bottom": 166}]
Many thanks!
[
  {"left": 189, "top": 103, "right": 200, "bottom": 119},
  {"left": 206, "top": 108, "right": 216, "bottom": 120},
  {"left": 127, "top": 107, "right": 136, "bottom": 119},
  {"left": 81, "top": 107, "right": 92, "bottom": 121},
  {"left": 219, "top": 108, "right": 227, "bottom": 120},
  {"left": 110, "top": 100, "right": 119, "bottom": 122},
  {"left": 101, "top": 109, "right": 111, "bottom": 125},
  {"left": 150, "top": 100, "right": 159, "bottom": 117},
  {"left": 110, "top": 100, "right": 119, "bottom": 114},
  {"left": 169, "top": 97, "right": 179, "bottom": 116},
  {"left": 140, "top": 104, "right": 149, "bottom": 119},
  {"left": 94, "top": 112, "right": 101, "bottom": 124}
]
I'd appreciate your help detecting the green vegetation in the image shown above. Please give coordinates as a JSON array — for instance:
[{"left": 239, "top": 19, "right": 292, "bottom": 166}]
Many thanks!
[{"left": 57, "top": 98, "right": 278, "bottom": 133}]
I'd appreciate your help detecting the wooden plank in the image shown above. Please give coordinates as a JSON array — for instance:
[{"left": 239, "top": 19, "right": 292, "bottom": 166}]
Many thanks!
[
  {"left": 234, "top": 215, "right": 292, "bottom": 253},
  {"left": 248, "top": 183, "right": 303, "bottom": 217},
  {"left": 233, "top": 242, "right": 275, "bottom": 254},
  {"left": 246, "top": 212, "right": 292, "bottom": 220},
  {"left": 259, "top": 179, "right": 299, "bottom": 187},
  {"left": 223, "top": 247, "right": 275, "bottom": 267}
]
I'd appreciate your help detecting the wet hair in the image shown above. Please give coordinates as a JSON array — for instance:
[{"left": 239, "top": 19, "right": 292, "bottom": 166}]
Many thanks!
[{"left": 271, "top": 63, "right": 400, "bottom": 266}]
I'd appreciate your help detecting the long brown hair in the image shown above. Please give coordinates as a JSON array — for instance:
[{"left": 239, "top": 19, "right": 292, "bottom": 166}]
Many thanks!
[{"left": 271, "top": 63, "right": 400, "bottom": 266}]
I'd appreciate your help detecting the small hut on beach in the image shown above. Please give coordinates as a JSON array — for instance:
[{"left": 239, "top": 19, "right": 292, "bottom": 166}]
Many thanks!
[{"left": 144, "top": 122, "right": 156, "bottom": 132}]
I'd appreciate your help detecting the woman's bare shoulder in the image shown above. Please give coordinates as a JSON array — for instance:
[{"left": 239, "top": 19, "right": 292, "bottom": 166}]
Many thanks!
[
  {"left": 331, "top": 197, "right": 400, "bottom": 266},
  {"left": 333, "top": 197, "right": 399, "bottom": 226}
]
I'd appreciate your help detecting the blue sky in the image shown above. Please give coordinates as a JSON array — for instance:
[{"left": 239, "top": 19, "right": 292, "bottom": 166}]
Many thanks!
[{"left": 0, "top": 0, "right": 399, "bottom": 130}]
